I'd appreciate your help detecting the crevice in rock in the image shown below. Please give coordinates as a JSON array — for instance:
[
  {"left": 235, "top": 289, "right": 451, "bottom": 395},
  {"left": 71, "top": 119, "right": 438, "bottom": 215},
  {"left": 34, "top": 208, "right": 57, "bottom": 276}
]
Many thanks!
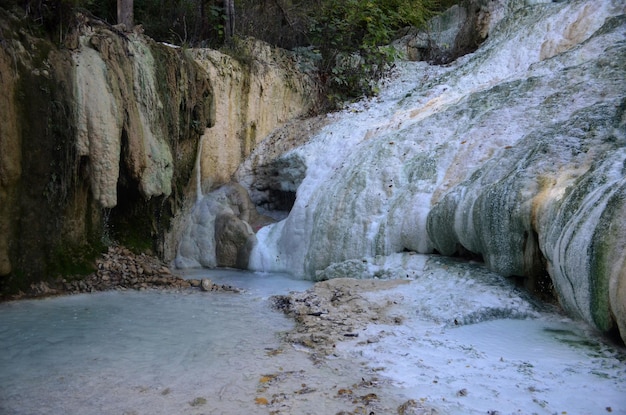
[
  {"left": 245, "top": 152, "right": 306, "bottom": 221},
  {"left": 108, "top": 130, "right": 157, "bottom": 255},
  {"left": 522, "top": 230, "right": 555, "bottom": 303},
  {"left": 453, "top": 244, "right": 484, "bottom": 263},
  {"left": 266, "top": 188, "right": 296, "bottom": 212}
]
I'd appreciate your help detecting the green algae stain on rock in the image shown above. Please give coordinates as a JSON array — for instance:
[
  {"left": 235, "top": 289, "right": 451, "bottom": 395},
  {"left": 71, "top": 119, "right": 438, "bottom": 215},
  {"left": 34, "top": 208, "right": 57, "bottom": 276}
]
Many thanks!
[{"left": 590, "top": 179, "right": 626, "bottom": 335}]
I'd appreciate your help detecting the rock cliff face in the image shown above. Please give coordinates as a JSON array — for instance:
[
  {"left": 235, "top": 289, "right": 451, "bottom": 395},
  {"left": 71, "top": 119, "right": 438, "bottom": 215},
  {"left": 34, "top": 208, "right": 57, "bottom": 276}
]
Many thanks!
[
  {"left": 0, "top": 11, "right": 211, "bottom": 291},
  {"left": 0, "top": 8, "right": 318, "bottom": 293},
  {"left": 190, "top": 40, "right": 321, "bottom": 190},
  {"left": 167, "top": 39, "right": 321, "bottom": 266},
  {"left": 243, "top": 0, "right": 626, "bottom": 342}
]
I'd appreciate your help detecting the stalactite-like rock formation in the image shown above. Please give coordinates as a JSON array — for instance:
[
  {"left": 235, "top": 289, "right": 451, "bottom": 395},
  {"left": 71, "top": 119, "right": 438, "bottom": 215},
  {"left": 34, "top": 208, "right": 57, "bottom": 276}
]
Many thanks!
[{"left": 0, "top": 8, "right": 319, "bottom": 294}]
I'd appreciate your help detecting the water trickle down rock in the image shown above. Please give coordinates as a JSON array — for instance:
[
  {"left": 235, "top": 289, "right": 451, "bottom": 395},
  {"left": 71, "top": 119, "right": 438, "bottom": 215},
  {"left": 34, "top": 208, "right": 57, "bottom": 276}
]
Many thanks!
[
  {"left": 171, "top": 38, "right": 322, "bottom": 268},
  {"left": 246, "top": 0, "right": 626, "bottom": 341},
  {"left": 175, "top": 183, "right": 260, "bottom": 269}
]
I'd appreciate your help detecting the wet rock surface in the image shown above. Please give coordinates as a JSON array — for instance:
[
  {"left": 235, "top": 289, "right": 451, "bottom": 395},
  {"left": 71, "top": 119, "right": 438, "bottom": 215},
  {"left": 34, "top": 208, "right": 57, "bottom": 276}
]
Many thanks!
[{"left": 250, "top": 363, "right": 435, "bottom": 415}]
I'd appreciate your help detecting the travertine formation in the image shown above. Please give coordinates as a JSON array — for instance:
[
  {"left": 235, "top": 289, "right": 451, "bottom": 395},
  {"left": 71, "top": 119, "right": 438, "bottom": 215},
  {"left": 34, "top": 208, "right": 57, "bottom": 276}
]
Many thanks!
[
  {"left": 242, "top": 0, "right": 626, "bottom": 342},
  {"left": 0, "top": 8, "right": 317, "bottom": 290}
]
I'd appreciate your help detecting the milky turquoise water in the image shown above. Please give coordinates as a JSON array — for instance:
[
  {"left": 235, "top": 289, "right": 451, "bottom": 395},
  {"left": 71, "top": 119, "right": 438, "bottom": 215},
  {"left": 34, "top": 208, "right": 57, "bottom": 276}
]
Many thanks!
[
  {"left": 1, "top": 268, "right": 625, "bottom": 415},
  {"left": 0, "top": 270, "right": 311, "bottom": 415}
]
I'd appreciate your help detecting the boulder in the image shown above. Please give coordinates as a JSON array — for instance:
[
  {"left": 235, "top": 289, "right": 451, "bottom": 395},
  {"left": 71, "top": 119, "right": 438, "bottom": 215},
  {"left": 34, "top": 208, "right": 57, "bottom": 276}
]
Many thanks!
[
  {"left": 175, "top": 183, "right": 260, "bottom": 269},
  {"left": 394, "top": 0, "right": 500, "bottom": 63},
  {"left": 215, "top": 213, "right": 256, "bottom": 269}
]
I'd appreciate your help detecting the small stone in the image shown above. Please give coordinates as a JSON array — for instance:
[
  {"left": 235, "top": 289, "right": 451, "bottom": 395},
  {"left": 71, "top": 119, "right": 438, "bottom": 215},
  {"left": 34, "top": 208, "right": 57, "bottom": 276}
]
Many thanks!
[
  {"left": 337, "top": 388, "right": 353, "bottom": 396},
  {"left": 254, "top": 397, "right": 269, "bottom": 405},
  {"left": 189, "top": 397, "right": 206, "bottom": 407},
  {"left": 358, "top": 393, "right": 379, "bottom": 404},
  {"left": 201, "top": 278, "right": 213, "bottom": 291}
]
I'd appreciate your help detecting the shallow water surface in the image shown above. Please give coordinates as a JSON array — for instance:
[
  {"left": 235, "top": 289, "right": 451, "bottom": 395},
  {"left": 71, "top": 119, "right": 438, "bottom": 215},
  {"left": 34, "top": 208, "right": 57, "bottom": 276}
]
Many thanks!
[
  {"left": 0, "top": 270, "right": 313, "bottom": 415},
  {"left": 1, "top": 268, "right": 625, "bottom": 415}
]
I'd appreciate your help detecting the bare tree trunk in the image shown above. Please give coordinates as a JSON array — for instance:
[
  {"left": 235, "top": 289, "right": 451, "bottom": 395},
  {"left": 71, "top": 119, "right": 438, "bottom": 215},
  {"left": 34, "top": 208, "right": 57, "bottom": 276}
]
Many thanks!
[
  {"left": 117, "top": 0, "right": 134, "bottom": 29},
  {"left": 224, "top": 0, "right": 235, "bottom": 43}
]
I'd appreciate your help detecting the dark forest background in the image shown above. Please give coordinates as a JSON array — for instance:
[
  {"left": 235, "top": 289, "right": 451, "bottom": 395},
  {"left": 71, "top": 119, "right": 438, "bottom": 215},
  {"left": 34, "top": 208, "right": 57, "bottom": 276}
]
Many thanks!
[{"left": 3, "top": 0, "right": 462, "bottom": 102}]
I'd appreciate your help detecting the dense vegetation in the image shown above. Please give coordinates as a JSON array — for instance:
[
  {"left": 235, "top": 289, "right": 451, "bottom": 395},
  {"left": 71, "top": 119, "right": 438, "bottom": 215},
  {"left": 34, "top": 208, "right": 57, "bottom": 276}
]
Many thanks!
[{"left": 6, "top": 0, "right": 458, "bottom": 104}]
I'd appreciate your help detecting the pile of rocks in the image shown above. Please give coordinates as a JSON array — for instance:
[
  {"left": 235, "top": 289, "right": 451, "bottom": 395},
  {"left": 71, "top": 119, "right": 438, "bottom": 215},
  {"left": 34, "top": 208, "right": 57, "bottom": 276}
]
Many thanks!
[
  {"left": 21, "top": 246, "right": 241, "bottom": 299},
  {"left": 62, "top": 246, "right": 189, "bottom": 293},
  {"left": 271, "top": 278, "right": 409, "bottom": 359}
]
